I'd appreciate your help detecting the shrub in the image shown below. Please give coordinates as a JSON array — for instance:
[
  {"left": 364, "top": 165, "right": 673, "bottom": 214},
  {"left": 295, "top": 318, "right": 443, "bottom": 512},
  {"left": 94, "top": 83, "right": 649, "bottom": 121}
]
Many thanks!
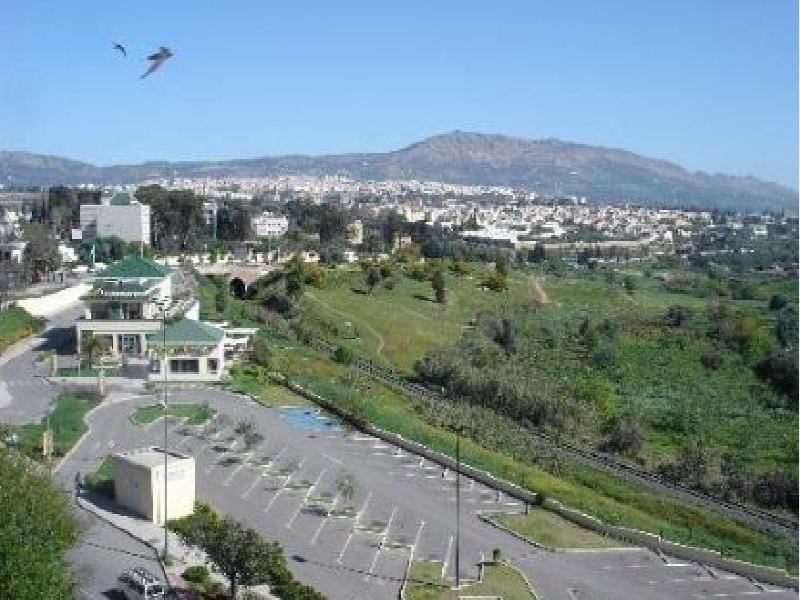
[
  {"left": 664, "top": 304, "right": 692, "bottom": 327},
  {"left": 304, "top": 265, "right": 326, "bottom": 288},
  {"left": 379, "top": 263, "right": 392, "bottom": 278},
  {"left": 332, "top": 346, "right": 355, "bottom": 365},
  {"left": 699, "top": 352, "right": 722, "bottom": 370},
  {"left": 182, "top": 565, "right": 210, "bottom": 584},
  {"left": 482, "top": 271, "right": 507, "bottom": 291},
  {"left": 769, "top": 294, "right": 788, "bottom": 311}
]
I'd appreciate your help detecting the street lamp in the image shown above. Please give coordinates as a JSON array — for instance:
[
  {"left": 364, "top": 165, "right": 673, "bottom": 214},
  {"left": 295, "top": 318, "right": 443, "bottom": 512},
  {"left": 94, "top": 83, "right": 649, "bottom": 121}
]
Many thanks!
[{"left": 155, "top": 298, "right": 170, "bottom": 559}]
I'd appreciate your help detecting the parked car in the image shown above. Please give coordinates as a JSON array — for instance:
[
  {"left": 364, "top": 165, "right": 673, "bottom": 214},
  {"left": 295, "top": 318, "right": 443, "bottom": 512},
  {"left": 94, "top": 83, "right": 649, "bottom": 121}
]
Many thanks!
[{"left": 118, "top": 567, "right": 166, "bottom": 600}]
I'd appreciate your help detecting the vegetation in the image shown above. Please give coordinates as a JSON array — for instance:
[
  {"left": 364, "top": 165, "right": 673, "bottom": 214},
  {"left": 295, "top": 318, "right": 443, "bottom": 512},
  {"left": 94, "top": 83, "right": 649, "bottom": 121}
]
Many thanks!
[
  {"left": 404, "top": 560, "right": 535, "bottom": 600},
  {"left": 0, "top": 451, "right": 77, "bottom": 599},
  {"left": 83, "top": 456, "right": 115, "bottom": 496},
  {"left": 493, "top": 510, "right": 624, "bottom": 549},
  {"left": 0, "top": 306, "right": 44, "bottom": 354},
  {"left": 7, "top": 392, "right": 98, "bottom": 458},
  {"left": 169, "top": 502, "right": 327, "bottom": 599},
  {"left": 132, "top": 403, "right": 215, "bottom": 426},
  {"left": 196, "top": 254, "right": 798, "bottom": 574}
]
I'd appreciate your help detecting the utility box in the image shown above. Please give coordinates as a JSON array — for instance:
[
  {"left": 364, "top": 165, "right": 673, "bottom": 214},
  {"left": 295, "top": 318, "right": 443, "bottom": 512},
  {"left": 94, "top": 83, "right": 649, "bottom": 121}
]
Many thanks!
[{"left": 112, "top": 447, "right": 195, "bottom": 525}]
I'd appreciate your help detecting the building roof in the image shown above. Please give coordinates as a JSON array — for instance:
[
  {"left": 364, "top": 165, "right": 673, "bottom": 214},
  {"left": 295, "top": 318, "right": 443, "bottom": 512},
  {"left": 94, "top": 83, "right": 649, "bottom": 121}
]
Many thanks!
[
  {"left": 97, "top": 256, "right": 166, "bottom": 279},
  {"left": 148, "top": 318, "right": 224, "bottom": 346},
  {"left": 114, "top": 447, "right": 192, "bottom": 469}
]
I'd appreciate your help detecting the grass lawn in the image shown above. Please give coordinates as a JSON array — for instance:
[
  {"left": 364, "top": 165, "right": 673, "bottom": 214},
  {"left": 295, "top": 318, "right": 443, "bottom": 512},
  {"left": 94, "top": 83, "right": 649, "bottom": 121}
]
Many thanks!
[
  {"left": 9, "top": 392, "right": 98, "bottom": 457},
  {"left": 0, "top": 306, "right": 44, "bottom": 355},
  {"left": 132, "top": 403, "right": 215, "bottom": 425},
  {"left": 303, "top": 267, "right": 540, "bottom": 370},
  {"left": 404, "top": 560, "right": 535, "bottom": 600},
  {"left": 227, "top": 365, "right": 311, "bottom": 407},
  {"left": 493, "top": 509, "right": 625, "bottom": 549}
]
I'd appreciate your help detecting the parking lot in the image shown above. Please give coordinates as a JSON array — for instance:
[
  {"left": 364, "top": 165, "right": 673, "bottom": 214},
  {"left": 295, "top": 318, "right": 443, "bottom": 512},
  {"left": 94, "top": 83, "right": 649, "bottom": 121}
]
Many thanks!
[{"left": 56, "top": 387, "right": 798, "bottom": 600}]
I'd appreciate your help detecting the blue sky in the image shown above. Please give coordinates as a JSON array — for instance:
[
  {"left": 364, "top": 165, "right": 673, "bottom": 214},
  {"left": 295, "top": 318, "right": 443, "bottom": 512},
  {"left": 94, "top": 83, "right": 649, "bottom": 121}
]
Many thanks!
[{"left": 1, "top": 1, "right": 797, "bottom": 186}]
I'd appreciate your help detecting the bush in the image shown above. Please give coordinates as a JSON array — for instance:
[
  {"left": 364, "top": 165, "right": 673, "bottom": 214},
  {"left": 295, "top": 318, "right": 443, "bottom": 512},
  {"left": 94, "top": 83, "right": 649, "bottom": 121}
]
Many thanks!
[
  {"left": 332, "top": 345, "right": 355, "bottom": 365},
  {"left": 664, "top": 304, "right": 692, "bottom": 327},
  {"left": 304, "top": 265, "right": 326, "bottom": 288},
  {"left": 769, "top": 294, "right": 788, "bottom": 311},
  {"left": 699, "top": 352, "right": 722, "bottom": 370},
  {"left": 482, "top": 271, "right": 507, "bottom": 291},
  {"left": 182, "top": 565, "right": 210, "bottom": 584}
]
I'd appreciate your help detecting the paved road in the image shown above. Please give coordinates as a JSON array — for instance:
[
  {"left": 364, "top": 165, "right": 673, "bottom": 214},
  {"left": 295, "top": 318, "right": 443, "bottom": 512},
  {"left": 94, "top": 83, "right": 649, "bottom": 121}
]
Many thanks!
[
  {"left": 54, "top": 387, "right": 797, "bottom": 600},
  {"left": 0, "top": 303, "right": 82, "bottom": 424}
]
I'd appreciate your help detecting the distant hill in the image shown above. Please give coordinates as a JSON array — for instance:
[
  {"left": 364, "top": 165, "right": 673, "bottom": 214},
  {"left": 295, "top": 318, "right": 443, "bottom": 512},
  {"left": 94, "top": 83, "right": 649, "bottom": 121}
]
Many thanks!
[{"left": 2, "top": 131, "right": 796, "bottom": 212}]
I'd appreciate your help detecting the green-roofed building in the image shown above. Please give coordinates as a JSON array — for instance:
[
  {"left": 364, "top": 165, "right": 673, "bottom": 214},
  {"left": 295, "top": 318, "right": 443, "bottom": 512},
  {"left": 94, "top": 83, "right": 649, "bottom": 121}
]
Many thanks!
[
  {"left": 147, "top": 318, "right": 225, "bottom": 381},
  {"left": 96, "top": 256, "right": 167, "bottom": 280}
]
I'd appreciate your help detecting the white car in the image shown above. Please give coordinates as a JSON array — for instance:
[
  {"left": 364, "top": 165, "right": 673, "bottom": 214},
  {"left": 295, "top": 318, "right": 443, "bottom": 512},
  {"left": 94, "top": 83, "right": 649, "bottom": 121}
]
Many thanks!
[{"left": 117, "top": 567, "right": 166, "bottom": 600}]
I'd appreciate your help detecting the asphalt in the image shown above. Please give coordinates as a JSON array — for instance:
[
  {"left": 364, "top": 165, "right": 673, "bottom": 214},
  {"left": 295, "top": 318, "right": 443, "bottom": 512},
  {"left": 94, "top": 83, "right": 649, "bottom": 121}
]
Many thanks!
[{"left": 52, "top": 387, "right": 798, "bottom": 600}]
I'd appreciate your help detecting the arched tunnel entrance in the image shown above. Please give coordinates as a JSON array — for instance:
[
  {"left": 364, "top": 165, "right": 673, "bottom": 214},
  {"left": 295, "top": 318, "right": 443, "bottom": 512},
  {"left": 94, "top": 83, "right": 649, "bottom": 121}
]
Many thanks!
[{"left": 229, "top": 277, "right": 246, "bottom": 299}]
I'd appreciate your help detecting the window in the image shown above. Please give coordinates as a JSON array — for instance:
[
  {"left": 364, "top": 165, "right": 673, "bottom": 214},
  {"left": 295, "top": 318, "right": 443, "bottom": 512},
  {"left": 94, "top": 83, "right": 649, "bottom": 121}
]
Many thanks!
[
  {"left": 149, "top": 360, "right": 160, "bottom": 374},
  {"left": 207, "top": 358, "right": 218, "bottom": 373},
  {"left": 169, "top": 359, "right": 199, "bottom": 373}
]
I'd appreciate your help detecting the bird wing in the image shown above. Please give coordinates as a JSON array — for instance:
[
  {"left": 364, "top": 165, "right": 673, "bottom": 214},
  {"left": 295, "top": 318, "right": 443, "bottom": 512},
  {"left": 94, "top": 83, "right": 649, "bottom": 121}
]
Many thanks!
[
  {"left": 113, "top": 43, "right": 126, "bottom": 56},
  {"left": 140, "top": 58, "right": 165, "bottom": 79}
]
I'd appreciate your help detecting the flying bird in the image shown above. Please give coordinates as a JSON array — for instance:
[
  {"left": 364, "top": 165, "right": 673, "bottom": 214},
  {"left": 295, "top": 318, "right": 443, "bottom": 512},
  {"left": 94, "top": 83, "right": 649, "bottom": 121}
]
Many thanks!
[
  {"left": 140, "top": 46, "right": 174, "bottom": 79},
  {"left": 112, "top": 42, "right": 127, "bottom": 56}
]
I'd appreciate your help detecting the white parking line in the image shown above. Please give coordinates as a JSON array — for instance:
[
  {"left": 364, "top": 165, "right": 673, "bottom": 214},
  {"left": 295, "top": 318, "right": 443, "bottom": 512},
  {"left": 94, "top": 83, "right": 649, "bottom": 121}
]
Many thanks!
[
  {"left": 309, "top": 493, "right": 341, "bottom": 545},
  {"left": 442, "top": 535, "right": 454, "bottom": 580},
  {"left": 263, "top": 489, "right": 283, "bottom": 515},
  {"left": 356, "top": 491, "right": 373, "bottom": 525},
  {"left": 336, "top": 530, "right": 356, "bottom": 564},
  {"left": 222, "top": 454, "right": 251, "bottom": 486},
  {"left": 286, "top": 468, "right": 327, "bottom": 530},
  {"left": 240, "top": 471, "right": 264, "bottom": 499},
  {"left": 320, "top": 452, "right": 342, "bottom": 465},
  {"left": 409, "top": 520, "right": 425, "bottom": 561}
]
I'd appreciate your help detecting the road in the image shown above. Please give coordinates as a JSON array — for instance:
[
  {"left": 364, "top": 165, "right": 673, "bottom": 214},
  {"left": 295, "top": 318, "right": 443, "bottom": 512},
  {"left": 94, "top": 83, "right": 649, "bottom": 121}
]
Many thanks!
[
  {"left": 0, "top": 303, "right": 82, "bottom": 424},
  {"left": 53, "top": 387, "right": 797, "bottom": 600}
]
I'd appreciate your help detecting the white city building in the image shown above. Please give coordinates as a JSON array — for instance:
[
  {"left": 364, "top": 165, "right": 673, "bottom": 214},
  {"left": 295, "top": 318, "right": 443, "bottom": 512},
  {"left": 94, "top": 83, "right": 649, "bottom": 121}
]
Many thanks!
[
  {"left": 80, "top": 192, "right": 151, "bottom": 245},
  {"left": 251, "top": 211, "right": 289, "bottom": 238}
]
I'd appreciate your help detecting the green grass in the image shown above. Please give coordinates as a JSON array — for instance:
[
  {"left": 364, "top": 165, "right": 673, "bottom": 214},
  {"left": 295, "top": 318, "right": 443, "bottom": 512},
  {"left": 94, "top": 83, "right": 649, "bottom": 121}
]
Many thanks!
[
  {"left": 132, "top": 403, "right": 215, "bottom": 425},
  {"left": 9, "top": 392, "right": 98, "bottom": 457},
  {"left": 493, "top": 509, "right": 625, "bottom": 549},
  {"left": 404, "top": 561, "right": 535, "bottom": 600},
  {"left": 83, "top": 456, "right": 114, "bottom": 495},
  {"left": 302, "top": 267, "right": 540, "bottom": 370},
  {"left": 0, "top": 306, "right": 44, "bottom": 354},
  {"left": 227, "top": 364, "right": 311, "bottom": 407}
]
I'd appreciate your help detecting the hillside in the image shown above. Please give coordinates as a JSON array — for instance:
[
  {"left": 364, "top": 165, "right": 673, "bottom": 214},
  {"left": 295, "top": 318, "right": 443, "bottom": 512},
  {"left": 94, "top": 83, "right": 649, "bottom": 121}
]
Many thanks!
[{"left": 2, "top": 131, "right": 796, "bottom": 211}]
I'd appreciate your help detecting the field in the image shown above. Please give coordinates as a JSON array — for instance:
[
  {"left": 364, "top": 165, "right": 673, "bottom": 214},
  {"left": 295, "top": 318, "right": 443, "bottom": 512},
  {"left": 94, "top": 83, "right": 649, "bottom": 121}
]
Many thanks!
[
  {"left": 302, "top": 265, "right": 542, "bottom": 370},
  {"left": 404, "top": 560, "right": 535, "bottom": 600},
  {"left": 0, "top": 306, "right": 44, "bottom": 354},
  {"left": 493, "top": 509, "right": 625, "bottom": 549}
]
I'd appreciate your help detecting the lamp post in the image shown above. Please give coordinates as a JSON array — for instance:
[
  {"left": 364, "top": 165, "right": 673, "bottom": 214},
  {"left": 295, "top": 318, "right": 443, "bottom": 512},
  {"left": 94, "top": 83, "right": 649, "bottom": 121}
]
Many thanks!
[
  {"left": 156, "top": 300, "right": 169, "bottom": 559},
  {"left": 455, "top": 430, "right": 461, "bottom": 589}
]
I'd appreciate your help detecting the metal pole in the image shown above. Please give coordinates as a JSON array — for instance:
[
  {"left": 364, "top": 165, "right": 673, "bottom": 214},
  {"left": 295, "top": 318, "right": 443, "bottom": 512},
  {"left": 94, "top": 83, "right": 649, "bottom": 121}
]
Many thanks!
[
  {"left": 455, "top": 433, "right": 460, "bottom": 588},
  {"left": 162, "top": 310, "right": 168, "bottom": 558}
]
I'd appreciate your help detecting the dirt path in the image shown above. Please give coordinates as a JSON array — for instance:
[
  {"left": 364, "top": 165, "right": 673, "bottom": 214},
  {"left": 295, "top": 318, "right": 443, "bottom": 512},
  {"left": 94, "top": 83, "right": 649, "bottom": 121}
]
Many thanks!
[{"left": 531, "top": 275, "right": 552, "bottom": 306}]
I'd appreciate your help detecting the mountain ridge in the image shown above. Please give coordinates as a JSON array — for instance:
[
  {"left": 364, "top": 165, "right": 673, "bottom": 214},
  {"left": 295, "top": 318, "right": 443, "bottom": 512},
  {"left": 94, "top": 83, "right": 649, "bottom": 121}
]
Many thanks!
[{"left": 1, "top": 131, "right": 796, "bottom": 212}]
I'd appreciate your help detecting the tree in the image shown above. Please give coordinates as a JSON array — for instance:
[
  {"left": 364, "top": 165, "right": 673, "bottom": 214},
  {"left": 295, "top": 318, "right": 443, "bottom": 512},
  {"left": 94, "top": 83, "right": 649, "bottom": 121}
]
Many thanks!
[
  {"left": 0, "top": 452, "right": 77, "bottom": 599},
  {"left": 365, "top": 266, "right": 381, "bottom": 293},
  {"left": 23, "top": 222, "right": 61, "bottom": 280},
  {"left": 664, "top": 304, "right": 692, "bottom": 327},
  {"left": 335, "top": 471, "right": 358, "bottom": 507},
  {"left": 769, "top": 294, "right": 788, "bottom": 311},
  {"left": 431, "top": 269, "right": 447, "bottom": 304},
  {"left": 285, "top": 259, "right": 305, "bottom": 300}
]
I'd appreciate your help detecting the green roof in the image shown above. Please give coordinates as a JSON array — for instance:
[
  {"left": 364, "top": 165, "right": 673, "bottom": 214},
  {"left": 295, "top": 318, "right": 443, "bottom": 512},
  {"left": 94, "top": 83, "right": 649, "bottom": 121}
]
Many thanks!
[
  {"left": 97, "top": 256, "right": 166, "bottom": 279},
  {"left": 148, "top": 318, "right": 224, "bottom": 346}
]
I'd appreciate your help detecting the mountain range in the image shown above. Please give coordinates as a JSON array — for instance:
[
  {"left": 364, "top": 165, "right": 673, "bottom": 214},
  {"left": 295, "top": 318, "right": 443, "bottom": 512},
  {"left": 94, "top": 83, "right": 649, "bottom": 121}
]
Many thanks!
[{"left": 1, "top": 131, "right": 796, "bottom": 212}]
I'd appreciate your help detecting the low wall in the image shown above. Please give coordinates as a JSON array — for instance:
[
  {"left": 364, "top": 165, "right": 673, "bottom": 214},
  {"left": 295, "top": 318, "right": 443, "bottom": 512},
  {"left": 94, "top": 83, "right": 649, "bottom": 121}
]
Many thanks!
[{"left": 270, "top": 373, "right": 798, "bottom": 590}]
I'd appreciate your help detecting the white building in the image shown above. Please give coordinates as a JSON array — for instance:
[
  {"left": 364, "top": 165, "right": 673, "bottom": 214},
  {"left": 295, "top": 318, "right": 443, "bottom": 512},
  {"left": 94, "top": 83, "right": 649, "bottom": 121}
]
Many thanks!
[
  {"left": 80, "top": 192, "right": 151, "bottom": 245},
  {"left": 251, "top": 212, "right": 288, "bottom": 238},
  {"left": 112, "top": 447, "right": 195, "bottom": 525}
]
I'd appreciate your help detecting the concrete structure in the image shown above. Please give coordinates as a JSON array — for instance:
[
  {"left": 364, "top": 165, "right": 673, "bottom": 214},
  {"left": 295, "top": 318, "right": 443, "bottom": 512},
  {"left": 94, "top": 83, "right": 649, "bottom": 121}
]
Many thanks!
[
  {"left": 80, "top": 193, "right": 151, "bottom": 245},
  {"left": 147, "top": 318, "right": 225, "bottom": 382},
  {"left": 112, "top": 447, "right": 195, "bottom": 525},
  {"left": 0, "top": 240, "right": 26, "bottom": 263},
  {"left": 251, "top": 211, "right": 288, "bottom": 238}
]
